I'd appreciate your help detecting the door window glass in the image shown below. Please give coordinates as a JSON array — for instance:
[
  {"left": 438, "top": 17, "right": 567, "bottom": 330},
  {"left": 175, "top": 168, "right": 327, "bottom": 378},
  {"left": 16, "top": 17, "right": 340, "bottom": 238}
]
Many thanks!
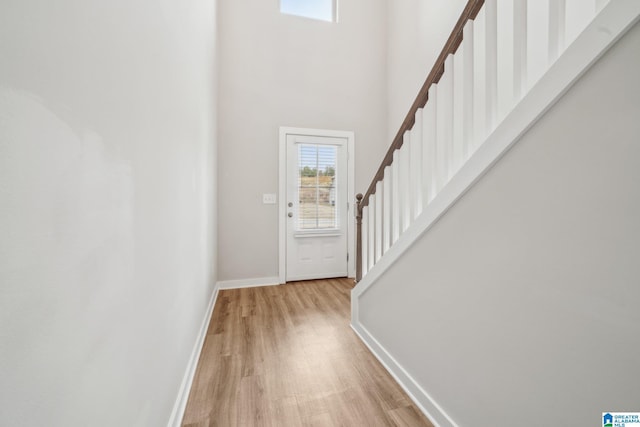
[{"left": 298, "top": 144, "right": 338, "bottom": 230}]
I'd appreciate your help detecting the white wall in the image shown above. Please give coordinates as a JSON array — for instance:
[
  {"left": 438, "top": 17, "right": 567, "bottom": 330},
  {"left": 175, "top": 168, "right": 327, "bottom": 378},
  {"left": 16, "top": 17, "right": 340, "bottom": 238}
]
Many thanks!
[
  {"left": 0, "top": 1, "right": 218, "bottom": 425},
  {"left": 386, "top": 0, "right": 467, "bottom": 140},
  {"left": 358, "top": 20, "right": 640, "bottom": 426},
  {"left": 217, "top": 0, "right": 388, "bottom": 281}
]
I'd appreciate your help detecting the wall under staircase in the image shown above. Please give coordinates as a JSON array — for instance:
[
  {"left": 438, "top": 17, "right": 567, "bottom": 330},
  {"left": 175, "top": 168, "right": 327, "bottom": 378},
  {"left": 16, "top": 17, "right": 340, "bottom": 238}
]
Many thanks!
[{"left": 352, "top": 7, "right": 640, "bottom": 427}]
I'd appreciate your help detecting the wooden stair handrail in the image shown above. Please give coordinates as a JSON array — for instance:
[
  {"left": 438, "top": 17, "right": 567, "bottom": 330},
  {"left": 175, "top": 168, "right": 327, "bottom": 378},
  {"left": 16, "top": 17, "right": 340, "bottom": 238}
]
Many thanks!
[
  {"left": 355, "top": 0, "right": 484, "bottom": 283},
  {"left": 360, "top": 0, "right": 484, "bottom": 209}
]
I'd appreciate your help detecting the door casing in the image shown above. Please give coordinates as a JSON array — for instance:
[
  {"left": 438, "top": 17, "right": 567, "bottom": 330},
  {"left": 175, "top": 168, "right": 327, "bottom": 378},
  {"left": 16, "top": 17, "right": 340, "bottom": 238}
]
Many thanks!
[{"left": 279, "top": 127, "right": 355, "bottom": 284}]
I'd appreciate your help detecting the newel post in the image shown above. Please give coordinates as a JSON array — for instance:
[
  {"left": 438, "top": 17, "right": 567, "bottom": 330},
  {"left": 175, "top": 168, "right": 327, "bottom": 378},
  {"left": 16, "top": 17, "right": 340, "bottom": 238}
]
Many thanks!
[{"left": 355, "top": 193, "right": 364, "bottom": 283}]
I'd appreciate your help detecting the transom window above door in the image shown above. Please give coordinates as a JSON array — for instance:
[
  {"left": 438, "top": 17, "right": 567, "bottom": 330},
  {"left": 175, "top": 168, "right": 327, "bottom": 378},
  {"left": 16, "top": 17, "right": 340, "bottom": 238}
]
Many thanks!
[
  {"left": 280, "top": 0, "right": 337, "bottom": 23},
  {"left": 297, "top": 144, "right": 338, "bottom": 230}
]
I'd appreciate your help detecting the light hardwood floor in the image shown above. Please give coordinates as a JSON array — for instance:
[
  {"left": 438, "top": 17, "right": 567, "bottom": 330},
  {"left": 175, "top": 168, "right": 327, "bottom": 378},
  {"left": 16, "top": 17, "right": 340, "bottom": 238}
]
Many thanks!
[{"left": 181, "top": 278, "right": 433, "bottom": 427}]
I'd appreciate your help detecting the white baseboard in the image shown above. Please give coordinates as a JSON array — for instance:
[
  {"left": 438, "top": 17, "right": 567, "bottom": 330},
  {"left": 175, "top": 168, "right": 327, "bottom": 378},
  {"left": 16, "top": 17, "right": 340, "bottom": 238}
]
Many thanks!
[
  {"left": 351, "top": 321, "right": 458, "bottom": 427},
  {"left": 217, "top": 276, "right": 281, "bottom": 290},
  {"left": 167, "top": 285, "right": 219, "bottom": 427}
]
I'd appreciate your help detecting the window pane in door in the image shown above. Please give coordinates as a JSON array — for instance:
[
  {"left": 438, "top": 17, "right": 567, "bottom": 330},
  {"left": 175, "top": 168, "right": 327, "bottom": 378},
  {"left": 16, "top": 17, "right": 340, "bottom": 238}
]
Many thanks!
[{"left": 298, "top": 144, "right": 338, "bottom": 230}]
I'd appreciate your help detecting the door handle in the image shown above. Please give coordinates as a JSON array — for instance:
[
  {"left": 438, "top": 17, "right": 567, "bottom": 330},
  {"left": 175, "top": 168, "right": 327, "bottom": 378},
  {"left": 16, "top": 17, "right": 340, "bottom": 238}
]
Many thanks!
[{"left": 288, "top": 212, "right": 293, "bottom": 218}]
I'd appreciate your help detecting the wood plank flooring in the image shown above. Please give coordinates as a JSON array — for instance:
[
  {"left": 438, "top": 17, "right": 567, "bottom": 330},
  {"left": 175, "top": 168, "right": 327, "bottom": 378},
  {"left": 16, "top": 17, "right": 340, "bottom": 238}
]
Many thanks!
[{"left": 181, "top": 278, "right": 433, "bottom": 427}]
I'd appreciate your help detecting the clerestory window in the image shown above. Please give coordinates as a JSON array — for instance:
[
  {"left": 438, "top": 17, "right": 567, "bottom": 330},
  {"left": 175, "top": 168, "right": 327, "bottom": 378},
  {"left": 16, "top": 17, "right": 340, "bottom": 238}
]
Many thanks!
[{"left": 280, "top": 0, "right": 337, "bottom": 23}]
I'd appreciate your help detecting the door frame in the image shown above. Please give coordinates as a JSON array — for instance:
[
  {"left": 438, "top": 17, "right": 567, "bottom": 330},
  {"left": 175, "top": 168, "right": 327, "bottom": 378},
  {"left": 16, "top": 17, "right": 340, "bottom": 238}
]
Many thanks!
[{"left": 279, "top": 127, "right": 355, "bottom": 284}]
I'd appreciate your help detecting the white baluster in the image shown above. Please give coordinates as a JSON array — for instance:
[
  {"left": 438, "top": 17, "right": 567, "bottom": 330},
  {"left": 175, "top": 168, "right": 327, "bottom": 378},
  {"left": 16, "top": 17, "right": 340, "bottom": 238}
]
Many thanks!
[
  {"left": 411, "top": 109, "right": 423, "bottom": 219},
  {"left": 565, "top": 0, "right": 596, "bottom": 48},
  {"left": 485, "top": 0, "right": 498, "bottom": 133},
  {"left": 399, "top": 132, "right": 412, "bottom": 232},
  {"left": 513, "top": 0, "right": 528, "bottom": 102},
  {"left": 549, "top": 0, "right": 566, "bottom": 64},
  {"left": 369, "top": 195, "right": 376, "bottom": 269},
  {"left": 422, "top": 85, "right": 437, "bottom": 204},
  {"left": 395, "top": 147, "right": 403, "bottom": 237},
  {"left": 473, "top": 7, "right": 487, "bottom": 145},
  {"left": 361, "top": 206, "right": 368, "bottom": 276},
  {"left": 497, "top": 0, "right": 515, "bottom": 123},
  {"left": 383, "top": 167, "right": 391, "bottom": 254},
  {"left": 436, "top": 56, "right": 453, "bottom": 190},
  {"left": 391, "top": 150, "right": 400, "bottom": 244},
  {"left": 452, "top": 48, "right": 464, "bottom": 176},
  {"left": 462, "top": 19, "right": 475, "bottom": 162},
  {"left": 527, "top": 0, "right": 550, "bottom": 88},
  {"left": 375, "top": 181, "right": 383, "bottom": 262}
]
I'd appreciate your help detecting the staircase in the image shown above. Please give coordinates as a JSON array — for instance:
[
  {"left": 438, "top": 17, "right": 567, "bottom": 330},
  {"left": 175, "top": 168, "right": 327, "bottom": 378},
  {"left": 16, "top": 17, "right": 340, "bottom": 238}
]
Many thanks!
[
  {"left": 354, "top": 0, "right": 638, "bottom": 285},
  {"left": 351, "top": 0, "right": 640, "bottom": 426}
]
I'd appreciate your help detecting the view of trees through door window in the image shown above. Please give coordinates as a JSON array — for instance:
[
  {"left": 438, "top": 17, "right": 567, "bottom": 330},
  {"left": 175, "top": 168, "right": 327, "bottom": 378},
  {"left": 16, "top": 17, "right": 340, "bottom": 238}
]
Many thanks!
[{"left": 297, "top": 144, "right": 338, "bottom": 230}]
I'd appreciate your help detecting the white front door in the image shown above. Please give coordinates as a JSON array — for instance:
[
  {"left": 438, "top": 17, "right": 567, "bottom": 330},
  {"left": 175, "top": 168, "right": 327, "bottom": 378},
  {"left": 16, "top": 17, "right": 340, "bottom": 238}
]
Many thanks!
[{"left": 285, "top": 133, "right": 349, "bottom": 281}]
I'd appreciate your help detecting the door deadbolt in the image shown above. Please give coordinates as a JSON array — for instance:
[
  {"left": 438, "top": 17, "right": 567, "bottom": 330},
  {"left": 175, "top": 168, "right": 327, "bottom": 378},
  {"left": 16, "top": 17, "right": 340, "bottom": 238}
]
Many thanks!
[{"left": 288, "top": 202, "right": 293, "bottom": 207}]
